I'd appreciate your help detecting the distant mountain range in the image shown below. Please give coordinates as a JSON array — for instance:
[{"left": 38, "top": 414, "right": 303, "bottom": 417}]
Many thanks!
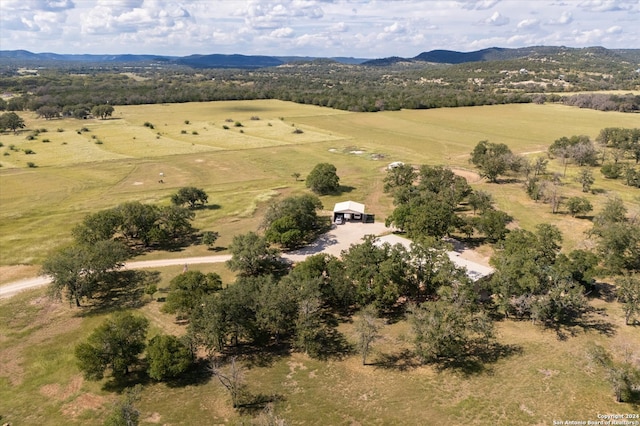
[{"left": 1, "top": 46, "right": 638, "bottom": 69}]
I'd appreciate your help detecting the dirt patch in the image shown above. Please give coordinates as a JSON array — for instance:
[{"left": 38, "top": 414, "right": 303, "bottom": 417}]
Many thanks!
[
  {"left": 40, "top": 376, "right": 84, "bottom": 401},
  {"left": 61, "top": 393, "right": 109, "bottom": 418},
  {"left": 133, "top": 181, "right": 144, "bottom": 185},
  {"left": 0, "top": 264, "right": 40, "bottom": 285},
  {"left": 144, "top": 412, "right": 162, "bottom": 423},
  {"left": 0, "top": 346, "right": 24, "bottom": 385},
  {"left": 450, "top": 167, "right": 482, "bottom": 183}
]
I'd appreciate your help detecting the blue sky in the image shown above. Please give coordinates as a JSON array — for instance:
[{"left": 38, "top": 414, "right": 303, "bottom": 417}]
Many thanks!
[{"left": 1, "top": 0, "right": 638, "bottom": 58}]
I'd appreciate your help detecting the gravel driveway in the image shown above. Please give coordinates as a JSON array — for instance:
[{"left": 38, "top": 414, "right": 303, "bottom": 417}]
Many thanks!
[{"left": 0, "top": 221, "right": 393, "bottom": 299}]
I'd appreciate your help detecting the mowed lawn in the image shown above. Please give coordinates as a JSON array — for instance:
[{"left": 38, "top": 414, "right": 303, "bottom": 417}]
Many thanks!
[{"left": 1, "top": 100, "right": 638, "bottom": 267}]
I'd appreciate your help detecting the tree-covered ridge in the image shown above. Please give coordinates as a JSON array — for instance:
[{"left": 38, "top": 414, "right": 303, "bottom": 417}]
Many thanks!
[{"left": 0, "top": 46, "right": 637, "bottom": 115}]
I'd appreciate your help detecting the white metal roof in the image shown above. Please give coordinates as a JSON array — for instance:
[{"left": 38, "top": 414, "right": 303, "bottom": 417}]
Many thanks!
[{"left": 333, "top": 201, "right": 365, "bottom": 214}]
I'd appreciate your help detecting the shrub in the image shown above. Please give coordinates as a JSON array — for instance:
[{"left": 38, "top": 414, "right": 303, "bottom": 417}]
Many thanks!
[
  {"left": 225, "top": 118, "right": 234, "bottom": 122},
  {"left": 181, "top": 130, "right": 187, "bottom": 134},
  {"left": 25, "top": 134, "right": 36, "bottom": 140},
  {"left": 42, "top": 138, "right": 50, "bottom": 143},
  {"left": 234, "top": 121, "right": 243, "bottom": 127},
  {"left": 191, "top": 131, "right": 198, "bottom": 135},
  {"left": 27, "top": 162, "right": 36, "bottom": 168},
  {"left": 222, "top": 125, "right": 229, "bottom": 130},
  {"left": 39, "top": 128, "right": 47, "bottom": 133},
  {"left": 95, "top": 140, "right": 103, "bottom": 144},
  {"left": 0, "top": 142, "right": 3, "bottom": 147},
  {"left": 23, "top": 148, "right": 35, "bottom": 154},
  {"left": 57, "top": 128, "right": 64, "bottom": 132},
  {"left": 184, "top": 120, "right": 190, "bottom": 124},
  {"left": 80, "top": 127, "right": 89, "bottom": 132},
  {"left": 601, "top": 163, "right": 623, "bottom": 179},
  {"left": 3, "top": 151, "right": 9, "bottom": 156},
  {"left": 250, "top": 116, "right": 260, "bottom": 120},
  {"left": 293, "top": 128, "right": 304, "bottom": 134},
  {"left": 143, "top": 121, "right": 155, "bottom": 129}
]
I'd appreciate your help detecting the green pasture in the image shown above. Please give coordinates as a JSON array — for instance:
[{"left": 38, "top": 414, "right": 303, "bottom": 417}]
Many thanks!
[{"left": 1, "top": 100, "right": 639, "bottom": 268}]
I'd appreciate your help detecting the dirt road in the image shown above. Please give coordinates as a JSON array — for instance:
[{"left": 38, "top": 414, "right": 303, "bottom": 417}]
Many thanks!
[{"left": 0, "top": 222, "right": 390, "bottom": 299}]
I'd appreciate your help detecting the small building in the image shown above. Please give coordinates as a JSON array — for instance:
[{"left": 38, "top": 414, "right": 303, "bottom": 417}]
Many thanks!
[
  {"left": 387, "top": 161, "right": 405, "bottom": 170},
  {"left": 333, "top": 200, "right": 366, "bottom": 223}
]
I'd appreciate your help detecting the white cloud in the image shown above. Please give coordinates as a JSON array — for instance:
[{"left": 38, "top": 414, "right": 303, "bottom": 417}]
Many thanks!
[
  {"left": 517, "top": 18, "right": 539, "bottom": 29},
  {"left": 271, "top": 27, "right": 294, "bottom": 38},
  {"left": 548, "top": 11, "right": 573, "bottom": 25},
  {"left": 484, "top": 11, "right": 509, "bottom": 26},
  {"left": 0, "top": 0, "right": 638, "bottom": 57},
  {"left": 606, "top": 25, "right": 622, "bottom": 34},
  {"left": 459, "top": 0, "right": 500, "bottom": 10}
]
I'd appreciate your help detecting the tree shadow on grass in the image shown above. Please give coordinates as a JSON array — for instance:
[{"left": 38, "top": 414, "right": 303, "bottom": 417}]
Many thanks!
[
  {"left": 236, "top": 392, "right": 286, "bottom": 416},
  {"left": 221, "top": 341, "right": 292, "bottom": 369},
  {"left": 551, "top": 307, "right": 617, "bottom": 341},
  {"left": 435, "top": 342, "right": 524, "bottom": 376},
  {"left": 372, "top": 349, "right": 421, "bottom": 372},
  {"left": 78, "top": 270, "right": 160, "bottom": 317},
  {"left": 164, "top": 358, "right": 213, "bottom": 388}
]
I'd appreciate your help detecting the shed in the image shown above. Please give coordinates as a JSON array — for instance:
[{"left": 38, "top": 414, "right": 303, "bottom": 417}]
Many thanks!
[{"left": 333, "top": 201, "right": 366, "bottom": 222}]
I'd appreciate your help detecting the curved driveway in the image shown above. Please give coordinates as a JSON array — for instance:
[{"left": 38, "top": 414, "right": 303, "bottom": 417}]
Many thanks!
[{"left": 0, "top": 222, "right": 389, "bottom": 299}]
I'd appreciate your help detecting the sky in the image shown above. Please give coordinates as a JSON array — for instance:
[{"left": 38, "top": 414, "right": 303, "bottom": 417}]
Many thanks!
[{"left": 0, "top": 0, "right": 638, "bottom": 58}]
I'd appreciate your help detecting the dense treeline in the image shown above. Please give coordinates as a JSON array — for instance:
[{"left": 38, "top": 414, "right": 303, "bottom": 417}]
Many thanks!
[{"left": 1, "top": 51, "right": 638, "bottom": 114}]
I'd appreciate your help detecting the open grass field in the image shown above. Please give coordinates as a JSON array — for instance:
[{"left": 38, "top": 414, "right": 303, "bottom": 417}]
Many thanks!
[
  {"left": 1, "top": 100, "right": 638, "bottom": 268},
  {"left": 1, "top": 100, "right": 639, "bottom": 424}
]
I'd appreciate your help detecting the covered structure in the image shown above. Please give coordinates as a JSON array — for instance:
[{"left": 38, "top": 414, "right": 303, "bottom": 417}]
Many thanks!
[{"left": 333, "top": 201, "right": 366, "bottom": 223}]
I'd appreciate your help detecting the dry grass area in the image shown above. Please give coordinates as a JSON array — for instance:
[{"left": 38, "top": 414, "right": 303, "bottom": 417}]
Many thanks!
[{"left": 1, "top": 284, "right": 637, "bottom": 425}]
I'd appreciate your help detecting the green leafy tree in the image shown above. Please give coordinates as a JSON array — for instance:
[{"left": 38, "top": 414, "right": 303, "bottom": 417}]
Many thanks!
[
  {"left": 201, "top": 231, "right": 220, "bottom": 248},
  {"left": 590, "top": 197, "right": 640, "bottom": 273},
  {"left": 470, "top": 140, "right": 521, "bottom": 182},
  {"left": 473, "top": 209, "right": 512, "bottom": 242},
  {"left": 113, "top": 202, "right": 160, "bottom": 246},
  {"left": 575, "top": 168, "right": 595, "bottom": 192},
  {"left": 408, "top": 301, "right": 494, "bottom": 363},
  {"left": 170, "top": 187, "right": 208, "bottom": 209},
  {"left": 616, "top": 273, "right": 640, "bottom": 325},
  {"left": 263, "top": 194, "right": 323, "bottom": 249},
  {"left": 226, "top": 232, "right": 286, "bottom": 277},
  {"left": 468, "top": 190, "right": 493, "bottom": 214},
  {"left": 72, "top": 209, "right": 121, "bottom": 244},
  {"left": 305, "top": 163, "right": 340, "bottom": 194},
  {"left": 383, "top": 163, "right": 416, "bottom": 194},
  {"left": 162, "top": 270, "right": 222, "bottom": 319},
  {"left": 42, "top": 240, "right": 130, "bottom": 307},
  {"left": 91, "top": 104, "right": 114, "bottom": 119},
  {"left": 587, "top": 344, "right": 640, "bottom": 403},
  {"left": 341, "top": 236, "right": 411, "bottom": 311},
  {"left": 565, "top": 196, "right": 593, "bottom": 217},
  {"left": 255, "top": 277, "right": 299, "bottom": 342},
  {"left": 147, "top": 334, "right": 193, "bottom": 381},
  {"left": 0, "top": 111, "right": 26, "bottom": 133},
  {"left": 75, "top": 313, "right": 149, "bottom": 380}
]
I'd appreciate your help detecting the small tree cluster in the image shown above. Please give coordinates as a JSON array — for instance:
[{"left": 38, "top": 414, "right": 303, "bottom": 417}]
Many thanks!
[
  {"left": 263, "top": 194, "right": 324, "bottom": 249},
  {"left": 470, "top": 140, "right": 524, "bottom": 182}
]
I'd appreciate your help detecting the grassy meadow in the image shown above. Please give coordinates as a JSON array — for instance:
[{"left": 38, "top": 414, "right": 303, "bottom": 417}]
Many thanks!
[{"left": 1, "top": 100, "right": 639, "bottom": 424}]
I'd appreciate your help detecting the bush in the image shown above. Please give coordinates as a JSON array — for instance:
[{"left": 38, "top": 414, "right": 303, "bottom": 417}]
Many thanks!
[
  {"left": 25, "top": 134, "right": 36, "bottom": 140},
  {"left": 143, "top": 121, "right": 155, "bottom": 129},
  {"left": 191, "top": 131, "right": 198, "bottom": 135},
  {"left": 293, "top": 128, "right": 304, "bottom": 134},
  {"left": 181, "top": 130, "right": 187, "bottom": 134},
  {"left": 222, "top": 125, "right": 229, "bottom": 130},
  {"left": 95, "top": 140, "right": 103, "bottom": 145},
  {"left": 23, "top": 149, "right": 35, "bottom": 154},
  {"left": 234, "top": 121, "right": 243, "bottom": 127},
  {"left": 184, "top": 120, "right": 190, "bottom": 124},
  {"left": 57, "top": 128, "right": 64, "bottom": 132},
  {"left": 42, "top": 138, "right": 50, "bottom": 143},
  {"left": 601, "top": 163, "right": 623, "bottom": 179},
  {"left": 26, "top": 162, "right": 36, "bottom": 168},
  {"left": 146, "top": 335, "right": 192, "bottom": 381}
]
